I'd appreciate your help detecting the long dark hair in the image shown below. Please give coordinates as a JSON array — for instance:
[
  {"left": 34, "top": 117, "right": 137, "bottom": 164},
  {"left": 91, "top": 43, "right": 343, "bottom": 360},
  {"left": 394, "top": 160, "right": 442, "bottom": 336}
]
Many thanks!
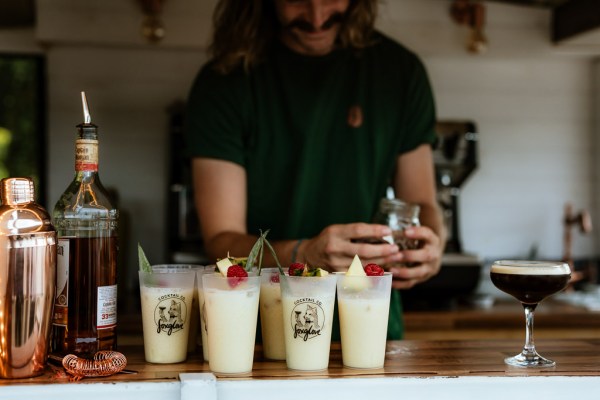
[{"left": 209, "top": 0, "right": 379, "bottom": 74}]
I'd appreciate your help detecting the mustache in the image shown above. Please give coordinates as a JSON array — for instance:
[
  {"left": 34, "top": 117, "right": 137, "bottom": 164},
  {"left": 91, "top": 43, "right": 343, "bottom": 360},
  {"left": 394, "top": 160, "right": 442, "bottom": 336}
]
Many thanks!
[{"left": 283, "top": 12, "right": 345, "bottom": 33}]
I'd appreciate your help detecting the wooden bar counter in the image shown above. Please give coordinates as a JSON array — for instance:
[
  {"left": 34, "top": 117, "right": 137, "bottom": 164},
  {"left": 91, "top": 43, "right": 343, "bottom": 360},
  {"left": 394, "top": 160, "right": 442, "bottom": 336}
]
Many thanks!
[
  {"left": 1, "top": 338, "right": 600, "bottom": 400},
  {"left": 2, "top": 296, "right": 600, "bottom": 399}
]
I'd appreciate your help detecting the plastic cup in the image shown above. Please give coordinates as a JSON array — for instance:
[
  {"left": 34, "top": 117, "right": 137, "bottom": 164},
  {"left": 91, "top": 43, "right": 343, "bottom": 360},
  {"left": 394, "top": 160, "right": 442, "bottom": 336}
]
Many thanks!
[
  {"left": 259, "top": 268, "right": 286, "bottom": 360},
  {"left": 152, "top": 264, "right": 206, "bottom": 353},
  {"left": 139, "top": 268, "right": 196, "bottom": 363},
  {"left": 280, "top": 274, "right": 337, "bottom": 371},
  {"left": 202, "top": 273, "right": 260, "bottom": 374},
  {"left": 337, "top": 273, "right": 392, "bottom": 369}
]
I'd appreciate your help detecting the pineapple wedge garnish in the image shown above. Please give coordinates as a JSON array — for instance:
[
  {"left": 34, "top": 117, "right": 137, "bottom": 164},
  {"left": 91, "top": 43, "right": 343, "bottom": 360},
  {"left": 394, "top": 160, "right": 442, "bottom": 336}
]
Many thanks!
[
  {"left": 346, "top": 255, "right": 367, "bottom": 276},
  {"left": 216, "top": 257, "right": 233, "bottom": 276},
  {"left": 216, "top": 252, "right": 250, "bottom": 276},
  {"left": 344, "top": 255, "right": 369, "bottom": 290}
]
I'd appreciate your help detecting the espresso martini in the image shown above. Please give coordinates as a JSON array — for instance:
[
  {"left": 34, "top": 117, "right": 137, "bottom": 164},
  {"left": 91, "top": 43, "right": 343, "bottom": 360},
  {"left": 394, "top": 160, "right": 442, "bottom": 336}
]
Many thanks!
[
  {"left": 490, "top": 260, "right": 571, "bottom": 368},
  {"left": 490, "top": 260, "right": 571, "bottom": 304}
]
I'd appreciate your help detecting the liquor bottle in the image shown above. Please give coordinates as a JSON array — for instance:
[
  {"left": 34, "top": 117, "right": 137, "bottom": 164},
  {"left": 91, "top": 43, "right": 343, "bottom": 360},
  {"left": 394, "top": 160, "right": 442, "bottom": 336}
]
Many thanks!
[{"left": 51, "top": 92, "right": 118, "bottom": 357}]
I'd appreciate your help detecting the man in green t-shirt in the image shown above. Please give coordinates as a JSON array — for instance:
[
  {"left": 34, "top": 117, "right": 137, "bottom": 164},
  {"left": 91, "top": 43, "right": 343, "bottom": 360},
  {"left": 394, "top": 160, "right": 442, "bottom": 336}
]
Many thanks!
[{"left": 185, "top": 0, "right": 446, "bottom": 339}]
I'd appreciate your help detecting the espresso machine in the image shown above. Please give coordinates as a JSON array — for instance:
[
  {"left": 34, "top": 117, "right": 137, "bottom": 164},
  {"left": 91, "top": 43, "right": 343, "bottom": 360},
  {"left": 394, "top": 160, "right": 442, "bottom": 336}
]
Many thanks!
[
  {"left": 402, "top": 120, "right": 483, "bottom": 310},
  {"left": 434, "top": 120, "right": 478, "bottom": 254}
]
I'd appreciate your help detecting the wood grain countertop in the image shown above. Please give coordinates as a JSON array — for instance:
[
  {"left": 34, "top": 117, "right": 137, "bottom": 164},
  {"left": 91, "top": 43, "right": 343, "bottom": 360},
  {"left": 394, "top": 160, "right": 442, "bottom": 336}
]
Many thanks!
[
  {"left": 1, "top": 338, "right": 599, "bottom": 384},
  {"left": 2, "top": 339, "right": 600, "bottom": 400}
]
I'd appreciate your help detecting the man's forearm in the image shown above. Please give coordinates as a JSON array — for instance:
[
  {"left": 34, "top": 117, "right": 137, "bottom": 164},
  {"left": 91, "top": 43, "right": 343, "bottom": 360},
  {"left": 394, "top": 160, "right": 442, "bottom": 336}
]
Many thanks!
[{"left": 418, "top": 202, "right": 447, "bottom": 252}]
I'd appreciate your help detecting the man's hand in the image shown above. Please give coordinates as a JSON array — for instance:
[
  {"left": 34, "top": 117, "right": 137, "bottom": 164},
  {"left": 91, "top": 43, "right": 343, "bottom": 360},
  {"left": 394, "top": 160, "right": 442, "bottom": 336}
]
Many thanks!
[
  {"left": 389, "top": 144, "right": 447, "bottom": 289},
  {"left": 298, "top": 223, "right": 402, "bottom": 271},
  {"left": 388, "top": 225, "right": 443, "bottom": 289}
]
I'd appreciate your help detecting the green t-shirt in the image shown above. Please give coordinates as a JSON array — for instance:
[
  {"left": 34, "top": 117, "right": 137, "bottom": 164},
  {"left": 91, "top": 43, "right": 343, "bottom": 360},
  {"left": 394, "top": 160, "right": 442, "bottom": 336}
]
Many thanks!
[{"left": 185, "top": 32, "right": 437, "bottom": 339}]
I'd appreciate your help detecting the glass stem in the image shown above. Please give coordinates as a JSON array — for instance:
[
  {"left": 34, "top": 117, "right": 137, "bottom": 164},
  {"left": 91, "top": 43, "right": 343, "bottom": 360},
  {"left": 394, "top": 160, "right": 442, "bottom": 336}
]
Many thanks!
[{"left": 522, "top": 303, "right": 538, "bottom": 355}]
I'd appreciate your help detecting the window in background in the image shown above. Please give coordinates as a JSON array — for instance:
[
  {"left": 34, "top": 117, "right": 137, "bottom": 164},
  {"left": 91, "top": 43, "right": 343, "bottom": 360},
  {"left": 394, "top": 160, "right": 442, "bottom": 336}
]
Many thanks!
[{"left": 0, "top": 54, "right": 46, "bottom": 204}]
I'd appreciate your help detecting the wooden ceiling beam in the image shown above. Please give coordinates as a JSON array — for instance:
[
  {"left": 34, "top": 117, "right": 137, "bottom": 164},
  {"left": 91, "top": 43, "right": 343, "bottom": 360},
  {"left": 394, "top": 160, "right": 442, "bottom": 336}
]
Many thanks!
[{"left": 552, "top": 0, "right": 600, "bottom": 43}]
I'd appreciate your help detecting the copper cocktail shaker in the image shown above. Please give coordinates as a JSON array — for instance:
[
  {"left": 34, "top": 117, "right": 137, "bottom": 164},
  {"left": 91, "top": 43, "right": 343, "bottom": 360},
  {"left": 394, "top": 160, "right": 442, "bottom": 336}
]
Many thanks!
[{"left": 0, "top": 177, "right": 56, "bottom": 378}]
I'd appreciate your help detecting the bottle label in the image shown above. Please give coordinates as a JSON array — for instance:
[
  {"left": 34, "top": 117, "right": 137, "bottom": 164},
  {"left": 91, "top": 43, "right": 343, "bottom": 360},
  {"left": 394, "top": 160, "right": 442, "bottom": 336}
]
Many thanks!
[
  {"left": 98, "top": 284, "right": 117, "bottom": 329},
  {"left": 53, "top": 238, "right": 70, "bottom": 326},
  {"left": 75, "top": 138, "right": 99, "bottom": 171}
]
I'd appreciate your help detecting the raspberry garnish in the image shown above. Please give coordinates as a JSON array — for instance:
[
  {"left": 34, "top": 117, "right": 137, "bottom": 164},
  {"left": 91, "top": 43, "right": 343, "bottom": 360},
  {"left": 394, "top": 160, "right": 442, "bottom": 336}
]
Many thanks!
[
  {"left": 288, "top": 263, "right": 305, "bottom": 276},
  {"left": 364, "top": 263, "right": 384, "bottom": 276},
  {"left": 270, "top": 273, "right": 280, "bottom": 283},
  {"left": 227, "top": 265, "right": 248, "bottom": 286}
]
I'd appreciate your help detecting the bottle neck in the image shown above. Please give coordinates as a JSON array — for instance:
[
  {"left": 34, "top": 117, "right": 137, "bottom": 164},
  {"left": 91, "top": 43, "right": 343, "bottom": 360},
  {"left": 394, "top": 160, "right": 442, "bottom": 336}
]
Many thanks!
[{"left": 75, "top": 137, "right": 99, "bottom": 173}]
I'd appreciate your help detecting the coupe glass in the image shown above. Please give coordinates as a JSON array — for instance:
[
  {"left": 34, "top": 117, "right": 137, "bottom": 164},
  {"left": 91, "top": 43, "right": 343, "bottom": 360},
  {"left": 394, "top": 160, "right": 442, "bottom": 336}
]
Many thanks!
[{"left": 490, "top": 260, "right": 571, "bottom": 367}]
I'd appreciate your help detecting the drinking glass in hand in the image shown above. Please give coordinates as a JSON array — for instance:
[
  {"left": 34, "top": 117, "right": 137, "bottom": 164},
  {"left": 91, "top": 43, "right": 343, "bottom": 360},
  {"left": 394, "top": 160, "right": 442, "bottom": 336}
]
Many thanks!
[
  {"left": 351, "top": 198, "right": 421, "bottom": 266},
  {"left": 490, "top": 260, "right": 571, "bottom": 367}
]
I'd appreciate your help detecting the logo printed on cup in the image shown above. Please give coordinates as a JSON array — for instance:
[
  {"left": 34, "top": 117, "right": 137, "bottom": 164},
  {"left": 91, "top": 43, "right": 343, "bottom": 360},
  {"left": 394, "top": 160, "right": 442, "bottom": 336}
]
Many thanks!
[
  {"left": 153, "top": 294, "right": 188, "bottom": 335},
  {"left": 290, "top": 298, "right": 325, "bottom": 341}
]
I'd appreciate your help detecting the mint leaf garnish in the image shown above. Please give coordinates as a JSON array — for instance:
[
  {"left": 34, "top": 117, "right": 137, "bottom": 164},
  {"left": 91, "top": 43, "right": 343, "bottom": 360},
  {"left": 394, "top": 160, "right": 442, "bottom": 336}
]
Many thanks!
[
  {"left": 245, "top": 229, "right": 284, "bottom": 276},
  {"left": 138, "top": 243, "right": 152, "bottom": 273}
]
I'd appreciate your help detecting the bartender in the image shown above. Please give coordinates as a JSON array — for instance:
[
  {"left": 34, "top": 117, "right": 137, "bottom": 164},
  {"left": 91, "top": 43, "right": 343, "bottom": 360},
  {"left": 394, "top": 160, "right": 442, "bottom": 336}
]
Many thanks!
[{"left": 185, "top": 0, "right": 446, "bottom": 339}]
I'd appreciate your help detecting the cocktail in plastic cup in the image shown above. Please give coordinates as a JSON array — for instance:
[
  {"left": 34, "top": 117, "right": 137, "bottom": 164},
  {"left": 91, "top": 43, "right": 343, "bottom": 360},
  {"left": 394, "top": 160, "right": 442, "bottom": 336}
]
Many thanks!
[
  {"left": 259, "top": 268, "right": 286, "bottom": 360},
  {"left": 139, "top": 268, "right": 196, "bottom": 363},
  {"left": 202, "top": 273, "right": 260, "bottom": 374},
  {"left": 337, "top": 272, "right": 392, "bottom": 368},
  {"left": 280, "top": 274, "right": 337, "bottom": 371},
  {"left": 152, "top": 264, "right": 206, "bottom": 354}
]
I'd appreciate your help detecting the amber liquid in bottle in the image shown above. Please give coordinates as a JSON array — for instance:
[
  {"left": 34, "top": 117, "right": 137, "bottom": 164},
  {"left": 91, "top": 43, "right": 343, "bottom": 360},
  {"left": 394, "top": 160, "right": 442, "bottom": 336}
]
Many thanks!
[
  {"left": 55, "top": 236, "right": 118, "bottom": 355},
  {"left": 51, "top": 93, "right": 118, "bottom": 357}
]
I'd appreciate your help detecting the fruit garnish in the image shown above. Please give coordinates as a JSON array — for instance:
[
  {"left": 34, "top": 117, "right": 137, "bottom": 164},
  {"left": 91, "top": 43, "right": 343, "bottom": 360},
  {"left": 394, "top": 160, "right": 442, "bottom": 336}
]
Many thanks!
[
  {"left": 226, "top": 265, "right": 248, "bottom": 287},
  {"left": 365, "top": 263, "right": 384, "bottom": 276},
  {"left": 343, "top": 255, "right": 369, "bottom": 290},
  {"left": 216, "top": 252, "right": 249, "bottom": 275},
  {"left": 270, "top": 273, "right": 280, "bottom": 283},
  {"left": 216, "top": 230, "right": 285, "bottom": 281},
  {"left": 303, "top": 266, "right": 328, "bottom": 277},
  {"left": 227, "top": 265, "right": 247, "bottom": 278},
  {"left": 216, "top": 257, "right": 233, "bottom": 276},
  {"left": 288, "top": 263, "right": 329, "bottom": 277},
  {"left": 232, "top": 257, "right": 248, "bottom": 269},
  {"left": 289, "top": 263, "right": 305, "bottom": 276},
  {"left": 346, "top": 254, "right": 366, "bottom": 276}
]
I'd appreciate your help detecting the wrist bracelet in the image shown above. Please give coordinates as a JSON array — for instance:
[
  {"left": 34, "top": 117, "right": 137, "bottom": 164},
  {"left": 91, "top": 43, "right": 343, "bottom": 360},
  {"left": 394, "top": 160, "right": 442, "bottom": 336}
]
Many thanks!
[{"left": 291, "top": 239, "right": 304, "bottom": 263}]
